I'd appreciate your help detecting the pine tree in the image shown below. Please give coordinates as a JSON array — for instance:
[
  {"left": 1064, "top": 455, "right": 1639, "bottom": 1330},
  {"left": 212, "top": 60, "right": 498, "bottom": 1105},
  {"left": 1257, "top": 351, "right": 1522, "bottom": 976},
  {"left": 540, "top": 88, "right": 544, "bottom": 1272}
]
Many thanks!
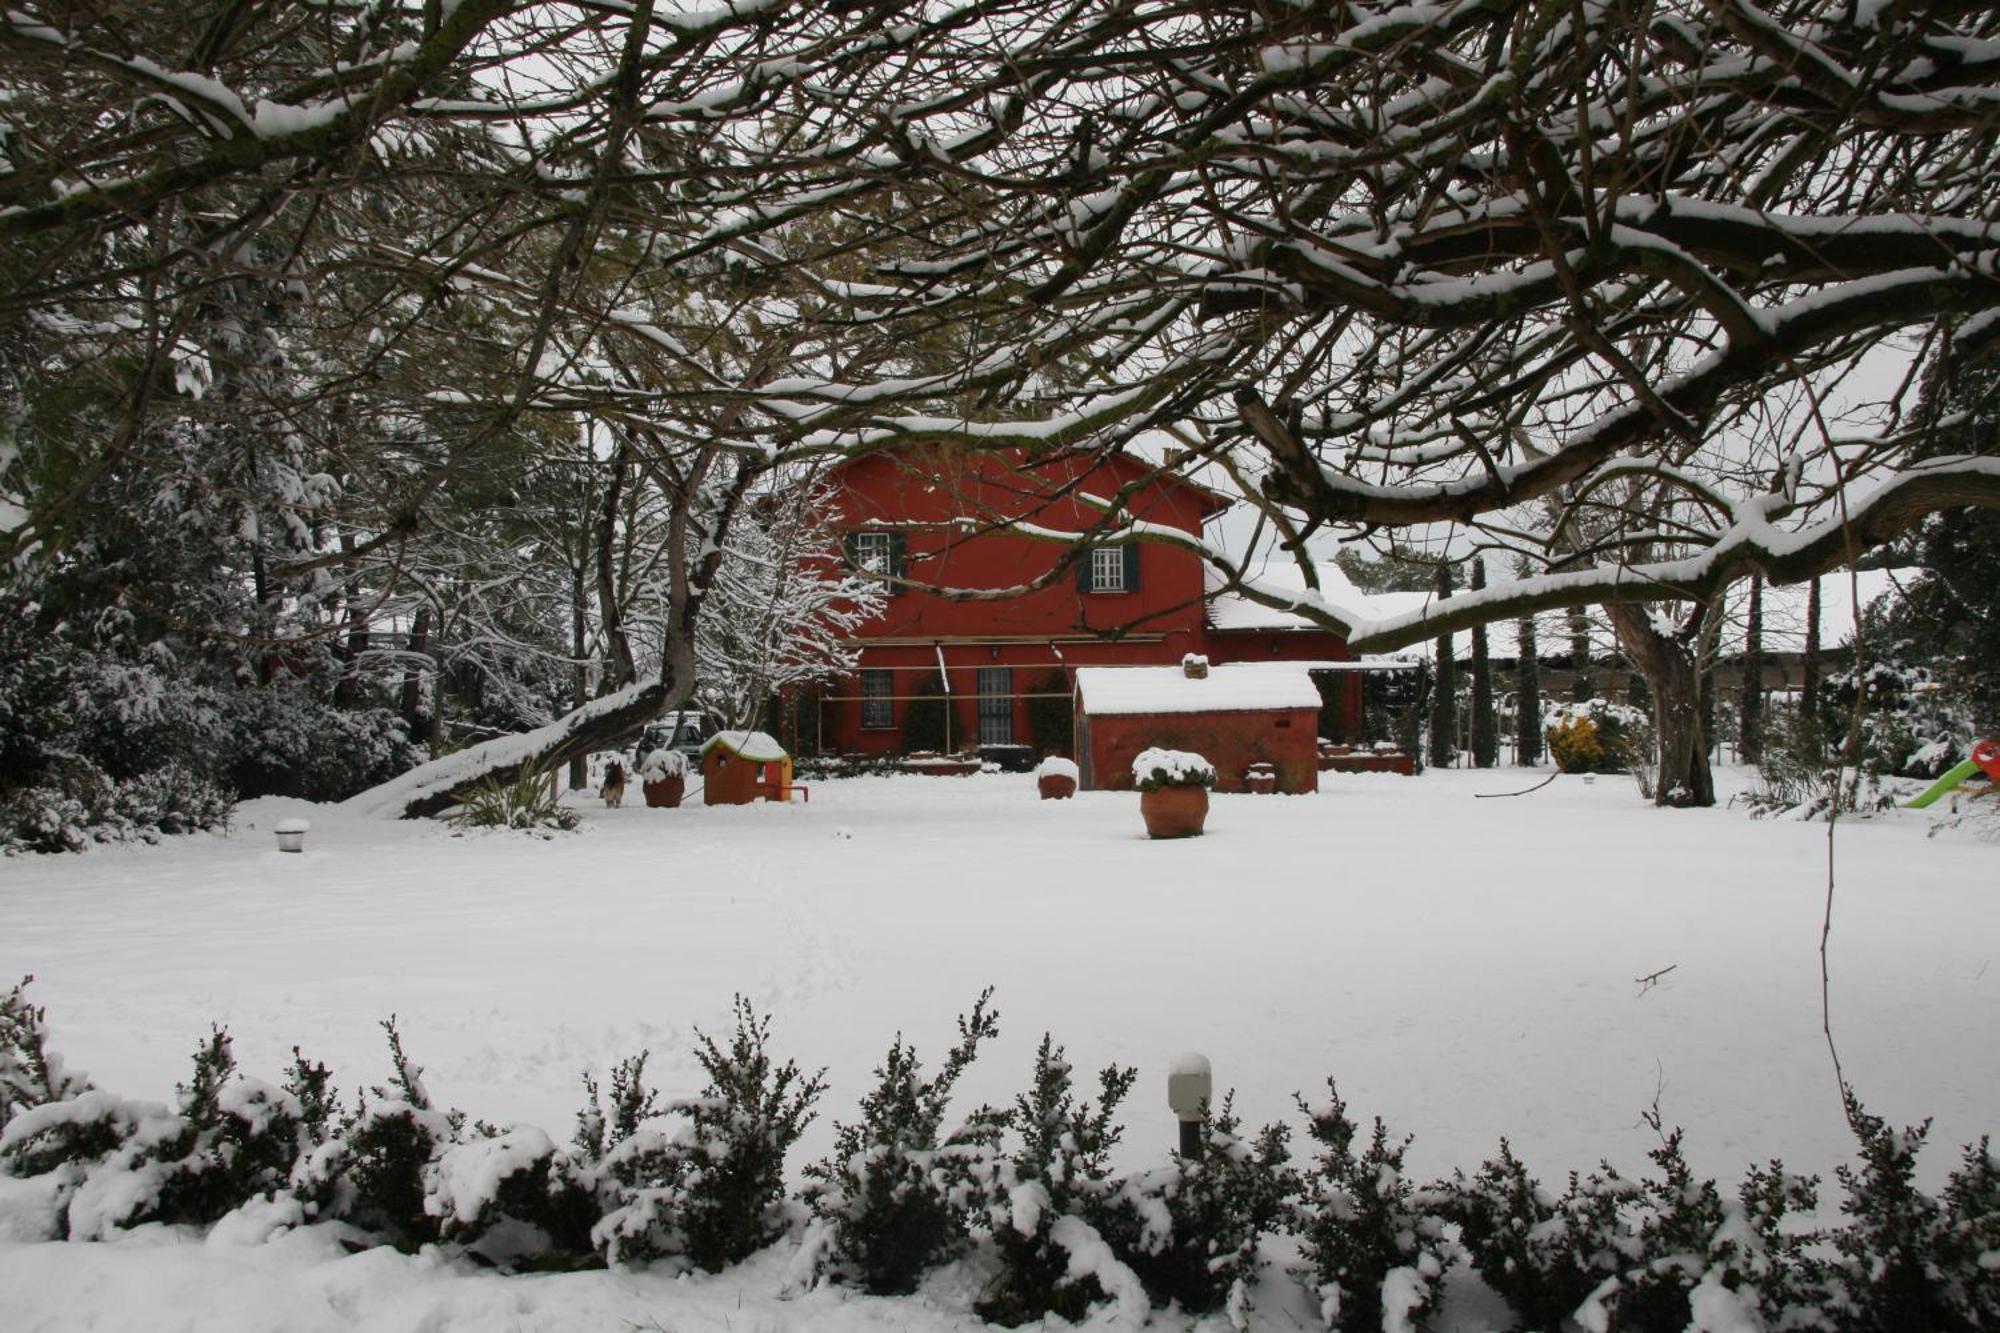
[
  {"left": 1470, "top": 559, "right": 1497, "bottom": 767},
  {"left": 1516, "top": 612, "right": 1543, "bottom": 766},
  {"left": 1428, "top": 565, "right": 1458, "bottom": 768}
]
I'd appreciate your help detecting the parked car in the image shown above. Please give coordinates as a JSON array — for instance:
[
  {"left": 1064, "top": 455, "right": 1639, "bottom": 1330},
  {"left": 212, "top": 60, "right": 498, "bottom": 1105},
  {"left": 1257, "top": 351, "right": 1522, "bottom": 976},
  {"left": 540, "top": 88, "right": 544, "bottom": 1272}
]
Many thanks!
[{"left": 634, "top": 710, "right": 717, "bottom": 770}]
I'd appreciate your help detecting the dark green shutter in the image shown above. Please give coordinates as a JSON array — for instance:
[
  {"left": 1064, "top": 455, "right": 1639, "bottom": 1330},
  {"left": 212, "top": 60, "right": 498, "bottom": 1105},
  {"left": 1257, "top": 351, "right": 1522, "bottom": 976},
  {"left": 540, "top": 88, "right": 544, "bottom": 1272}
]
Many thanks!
[
  {"left": 1122, "top": 542, "right": 1141, "bottom": 591},
  {"left": 1077, "top": 547, "right": 1095, "bottom": 592},
  {"left": 842, "top": 532, "right": 858, "bottom": 571}
]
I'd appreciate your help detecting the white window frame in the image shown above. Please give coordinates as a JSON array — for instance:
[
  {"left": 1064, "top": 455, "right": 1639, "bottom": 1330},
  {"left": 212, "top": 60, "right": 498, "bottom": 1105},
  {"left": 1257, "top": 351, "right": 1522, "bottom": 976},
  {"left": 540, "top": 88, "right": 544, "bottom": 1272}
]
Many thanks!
[
  {"left": 1090, "top": 545, "right": 1127, "bottom": 592},
  {"left": 854, "top": 530, "right": 895, "bottom": 575}
]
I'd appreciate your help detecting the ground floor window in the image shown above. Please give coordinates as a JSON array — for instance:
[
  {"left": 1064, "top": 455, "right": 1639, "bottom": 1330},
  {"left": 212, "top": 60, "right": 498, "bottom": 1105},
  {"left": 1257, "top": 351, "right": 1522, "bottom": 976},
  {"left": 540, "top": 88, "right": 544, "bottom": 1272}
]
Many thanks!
[
  {"left": 861, "top": 669, "right": 894, "bottom": 729},
  {"left": 977, "top": 666, "right": 1013, "bottom": 745}
]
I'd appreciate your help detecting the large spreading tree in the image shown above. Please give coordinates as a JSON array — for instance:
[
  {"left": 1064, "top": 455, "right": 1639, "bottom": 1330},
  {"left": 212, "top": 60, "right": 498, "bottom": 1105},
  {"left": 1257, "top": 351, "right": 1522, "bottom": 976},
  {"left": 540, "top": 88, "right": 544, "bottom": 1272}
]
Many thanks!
[{"left": 6, "top": 0, "right": 1999, "bottom": 813}]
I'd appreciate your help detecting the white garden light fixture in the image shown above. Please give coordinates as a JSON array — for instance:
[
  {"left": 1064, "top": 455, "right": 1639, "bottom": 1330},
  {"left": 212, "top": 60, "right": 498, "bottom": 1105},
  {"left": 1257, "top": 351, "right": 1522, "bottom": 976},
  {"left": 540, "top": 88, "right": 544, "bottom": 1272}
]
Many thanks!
[{"left": 1167, "top": 1052, "right": 1212, "bottom": 1159}]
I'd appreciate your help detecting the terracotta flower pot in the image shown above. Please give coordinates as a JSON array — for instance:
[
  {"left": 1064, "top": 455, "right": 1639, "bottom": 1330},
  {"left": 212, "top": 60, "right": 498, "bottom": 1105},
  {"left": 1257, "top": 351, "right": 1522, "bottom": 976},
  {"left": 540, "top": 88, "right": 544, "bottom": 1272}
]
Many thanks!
[
  {"left": 1140, "top": 785, "right": 1209, "bottom": 839},
  {"left": 1244, "top": 764, "right": 1278, "bottom": 795},
  {"left": 642, "top": 776, "right": 686, "bottom": 808},
  {"left": 1038, "top": 773, "right": 1077, "bottom": 800}
]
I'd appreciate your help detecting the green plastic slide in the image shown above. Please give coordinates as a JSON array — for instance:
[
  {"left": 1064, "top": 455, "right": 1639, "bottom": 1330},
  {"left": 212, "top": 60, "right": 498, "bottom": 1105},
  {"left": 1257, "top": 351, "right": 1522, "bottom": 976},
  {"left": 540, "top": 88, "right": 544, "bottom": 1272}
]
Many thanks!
[{"left": 1905, "top": 758, "right": 1981, "bottom": 809}]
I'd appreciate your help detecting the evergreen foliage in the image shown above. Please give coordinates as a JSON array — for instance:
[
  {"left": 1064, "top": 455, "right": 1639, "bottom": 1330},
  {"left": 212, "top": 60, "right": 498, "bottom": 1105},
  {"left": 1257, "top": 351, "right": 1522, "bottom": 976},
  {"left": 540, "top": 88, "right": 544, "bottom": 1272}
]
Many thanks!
[
  {"left": 592, "top": 998, "right": 826, "bottom": 1271},
  {"left": 1, "top": 980, "right": 1996, "bottom": 1330},
  {"left": 1111, "top": 1095, "right": 1297, "bottom": 1324},
  {"left": 804, "top": 990, "right": 1001, "bottom": 1294},
  {"left": 445, "top": 764, "right": 581, "bottom": 833},
  {"left": 1292, "top": 1081, "right": 1453, "bottom": 1333},
  {"left": 967, "top": 1036, "right": 1140, "bottom": 1326}
]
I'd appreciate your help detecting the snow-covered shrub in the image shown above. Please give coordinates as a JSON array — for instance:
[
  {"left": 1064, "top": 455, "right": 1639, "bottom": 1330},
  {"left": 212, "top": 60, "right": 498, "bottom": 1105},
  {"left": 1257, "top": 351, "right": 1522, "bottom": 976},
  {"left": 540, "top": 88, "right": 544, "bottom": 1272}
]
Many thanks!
[
  {"left": 592, "top": 999, "right": 825, "bottom": 1272},
  {"left": 1546, "top": 700, "right": 1650, "bottom": 775},
  {"left": 1446, "top": 1139, "right": 1635, "bottom": 1332},
  {"left": 296, "top": 1018, "right": 461, "bottom": 1250},
  {"left": 1292, "top": 1081, "right": 1454, "bottom": 1332},
  {"left": 1820, "top": 1094, "right": 1997, "bottom": 1333},
  {"left": 1, "top": 756, "right": 233, "bottom": 854},
  {"left": 1034, "top": 755, "right": 1080, "bottom": 782},
  {"left": 446, "top": 764, "right": 580, "bottom": 833},
  {"left": 1109, "top": 1094, "right": 1296, "bottom": 1325},
  {"left": 637, "top": 748, "right": 688, "bottom": 780},
  {"left": 222, "top": 691, "right": 421, "bottom": 802},
  {"left": 966, "top": 1035, "right": 1143, "bottom": 1326},
  {"left": 1131, "top": 747, "right": 1216, "bottom": 791},
  {"left": 1, "top": 977, "right": 89, "bottom": 1137},
  {"left": 803, "top": 989, "right": 1001, "bottom": 1294},
  {"left": 0, "top": 976, "right": 97, "bottom": 1171},
  {"left": 3, "top": 1029, "right": 313, "bottom": 1239}
]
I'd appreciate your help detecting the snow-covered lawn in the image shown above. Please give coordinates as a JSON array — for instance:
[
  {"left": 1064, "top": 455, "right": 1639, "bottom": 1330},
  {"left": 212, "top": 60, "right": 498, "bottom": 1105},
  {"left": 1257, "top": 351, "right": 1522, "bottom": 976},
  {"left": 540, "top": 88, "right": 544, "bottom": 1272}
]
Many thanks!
[{"left": 2, "top": 768, "right": 1995, "bottom": 1330}]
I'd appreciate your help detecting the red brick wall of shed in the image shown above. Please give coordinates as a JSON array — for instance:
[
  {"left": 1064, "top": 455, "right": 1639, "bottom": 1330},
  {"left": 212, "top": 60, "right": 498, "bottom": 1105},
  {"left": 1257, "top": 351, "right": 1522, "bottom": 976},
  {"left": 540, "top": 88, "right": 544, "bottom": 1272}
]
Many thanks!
[{"left": 1081, "top": 708, "right": 1319, "bottom": 793}]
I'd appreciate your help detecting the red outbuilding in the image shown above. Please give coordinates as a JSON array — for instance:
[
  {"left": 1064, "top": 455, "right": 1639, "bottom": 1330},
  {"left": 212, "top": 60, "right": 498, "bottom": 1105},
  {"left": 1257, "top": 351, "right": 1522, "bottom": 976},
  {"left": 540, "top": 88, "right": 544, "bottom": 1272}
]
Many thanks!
[
  {"left": 797, "top": 447, "right": 1361, "bottom": 758},
  {"left": 1074, "top": 658, "right": 1322, "bottom": 793}
]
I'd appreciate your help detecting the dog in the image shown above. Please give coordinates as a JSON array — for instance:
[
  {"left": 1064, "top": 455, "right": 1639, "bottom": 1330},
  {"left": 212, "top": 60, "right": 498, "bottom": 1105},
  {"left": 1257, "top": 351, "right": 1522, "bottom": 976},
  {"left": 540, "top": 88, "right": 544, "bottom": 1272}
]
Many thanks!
[{"left": 600, "top": 761, "right": 627, "bottom": 808}]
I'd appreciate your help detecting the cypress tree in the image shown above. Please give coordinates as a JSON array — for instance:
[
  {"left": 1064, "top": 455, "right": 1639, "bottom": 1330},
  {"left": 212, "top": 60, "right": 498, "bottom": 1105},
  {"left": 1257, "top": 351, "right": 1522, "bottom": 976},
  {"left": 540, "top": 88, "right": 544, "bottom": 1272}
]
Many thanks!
[
  {"left": 1428, "top": 564, "right": 1458, "bottom": 768},
  {"left": 1516, "top": 612, "right": 1543, "bottom": 765},
  {"left": 1739, "top": 574, "right": 1765, "bottom": 764},
  {"left": 1801, "top": 576, "right": 1822, "bottom": 723},
  {"left": 1470, "top": 559, "right": 1497, "bottom": 767},
  {"left": 1567, "top": 605, "right": 1593, "bottom": 701}
]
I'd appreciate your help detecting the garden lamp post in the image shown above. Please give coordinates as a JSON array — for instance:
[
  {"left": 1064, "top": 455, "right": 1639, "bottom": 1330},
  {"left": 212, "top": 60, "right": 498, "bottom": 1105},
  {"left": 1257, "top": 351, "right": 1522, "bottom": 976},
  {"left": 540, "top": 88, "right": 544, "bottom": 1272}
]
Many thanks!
[{"left": 1168, "top": 1053, "right": 1212, "bottom": 1160}]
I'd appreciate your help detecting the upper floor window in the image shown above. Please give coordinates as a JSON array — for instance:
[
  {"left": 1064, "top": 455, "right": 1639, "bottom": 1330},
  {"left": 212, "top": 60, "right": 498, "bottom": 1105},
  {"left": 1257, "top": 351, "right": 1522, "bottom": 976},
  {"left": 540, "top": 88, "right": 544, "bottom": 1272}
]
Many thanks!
[
  {"left": 845, "top": 530, "right": 908, "bottom": 595},
  {"left": 1078, "top": 543, "right": 1140, "bottom": 593}
]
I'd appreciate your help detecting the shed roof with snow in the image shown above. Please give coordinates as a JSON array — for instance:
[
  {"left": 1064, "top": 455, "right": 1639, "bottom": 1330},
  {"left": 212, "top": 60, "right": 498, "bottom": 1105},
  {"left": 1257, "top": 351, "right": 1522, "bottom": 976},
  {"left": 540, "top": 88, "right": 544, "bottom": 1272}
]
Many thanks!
[
  {"left": 702, "top": 730, "right": 788, "bottom": 763},
  {"left": 1074, "top": 663, "right": 1321, "bottom": 716}
]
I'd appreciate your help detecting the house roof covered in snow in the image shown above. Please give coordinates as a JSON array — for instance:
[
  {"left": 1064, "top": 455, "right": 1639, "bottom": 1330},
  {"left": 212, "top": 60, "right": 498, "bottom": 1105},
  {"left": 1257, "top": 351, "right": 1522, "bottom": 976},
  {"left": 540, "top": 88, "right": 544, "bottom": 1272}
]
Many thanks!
[
  {"left": 1203, "top": 563, "right": 1916, "bottom": 663},
  {"left": 1074, "top": 662, "right": 1323, "bottom": 716}
]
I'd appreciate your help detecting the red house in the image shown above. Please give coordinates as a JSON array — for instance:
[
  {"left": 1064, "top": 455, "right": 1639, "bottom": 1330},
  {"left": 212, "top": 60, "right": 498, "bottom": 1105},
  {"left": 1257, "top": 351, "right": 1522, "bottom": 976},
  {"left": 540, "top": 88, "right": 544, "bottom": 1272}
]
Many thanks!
[{"left": 799, "top": 446, "right": 1361, "bottom": 758}]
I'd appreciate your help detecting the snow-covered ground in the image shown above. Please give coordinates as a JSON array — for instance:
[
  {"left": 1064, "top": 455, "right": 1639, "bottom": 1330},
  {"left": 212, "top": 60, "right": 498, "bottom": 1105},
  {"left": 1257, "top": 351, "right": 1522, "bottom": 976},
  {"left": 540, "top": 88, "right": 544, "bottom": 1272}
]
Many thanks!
[{"left": 2, "top": 767, "right": 1995, "bottom": 1330}]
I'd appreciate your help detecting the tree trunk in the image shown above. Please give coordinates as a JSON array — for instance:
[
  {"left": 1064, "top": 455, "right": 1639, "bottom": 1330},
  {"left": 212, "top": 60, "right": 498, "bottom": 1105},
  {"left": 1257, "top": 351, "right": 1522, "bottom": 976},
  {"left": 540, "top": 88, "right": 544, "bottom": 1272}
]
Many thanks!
[
  {"left": 1428, "top": 564, "right": 1458, "bottom": 768},
  {"left": 569, "top": 564, "right": 590, "bottom": 791},
  {"left": 351, "top": 639, "right": 693, "bottom": 820},
  {"left": 1801, "top": 575, "right": 1822, "bottom": 722},
  {"left": 1470, "top": 558, "right": 1497, "bottom": 767},
  {"left": 596, "top": 439, "right": 637, "bottom": 690},
  {"left": 1739, "top": 575, "right": 1764, "bottom": 764},
  {"left": 400, "top": 607, "right": 432, "bottom": 731},
  {"left": 1605, "top": 603, "right": 1716, "bottom": 807},
  {"left": 1516, "top": 613, "right": 1543, "bottom": 765}
]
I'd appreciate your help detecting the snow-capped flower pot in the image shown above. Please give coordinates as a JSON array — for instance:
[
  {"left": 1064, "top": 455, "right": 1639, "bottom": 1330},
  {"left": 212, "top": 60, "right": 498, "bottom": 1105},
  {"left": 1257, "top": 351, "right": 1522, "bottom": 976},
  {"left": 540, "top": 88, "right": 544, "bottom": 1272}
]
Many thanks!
[
  {"left": 274, "top": 819, "right": 309, "bottom": 853},
  {"left": 642, "top": 774, "right": 686, "bottom": 808},
  {"left": 1133, "top": 747, "right": 1215, "bottom": 839},
  {"left": 1244, "top": 761, "right": 1278, "bottom": 795},
  {"left": 638, "top": 749, "right": 687, "bottom": 807},
  {"left": 1036, "top": 755, "right": 1079, "bottom": 800}
]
